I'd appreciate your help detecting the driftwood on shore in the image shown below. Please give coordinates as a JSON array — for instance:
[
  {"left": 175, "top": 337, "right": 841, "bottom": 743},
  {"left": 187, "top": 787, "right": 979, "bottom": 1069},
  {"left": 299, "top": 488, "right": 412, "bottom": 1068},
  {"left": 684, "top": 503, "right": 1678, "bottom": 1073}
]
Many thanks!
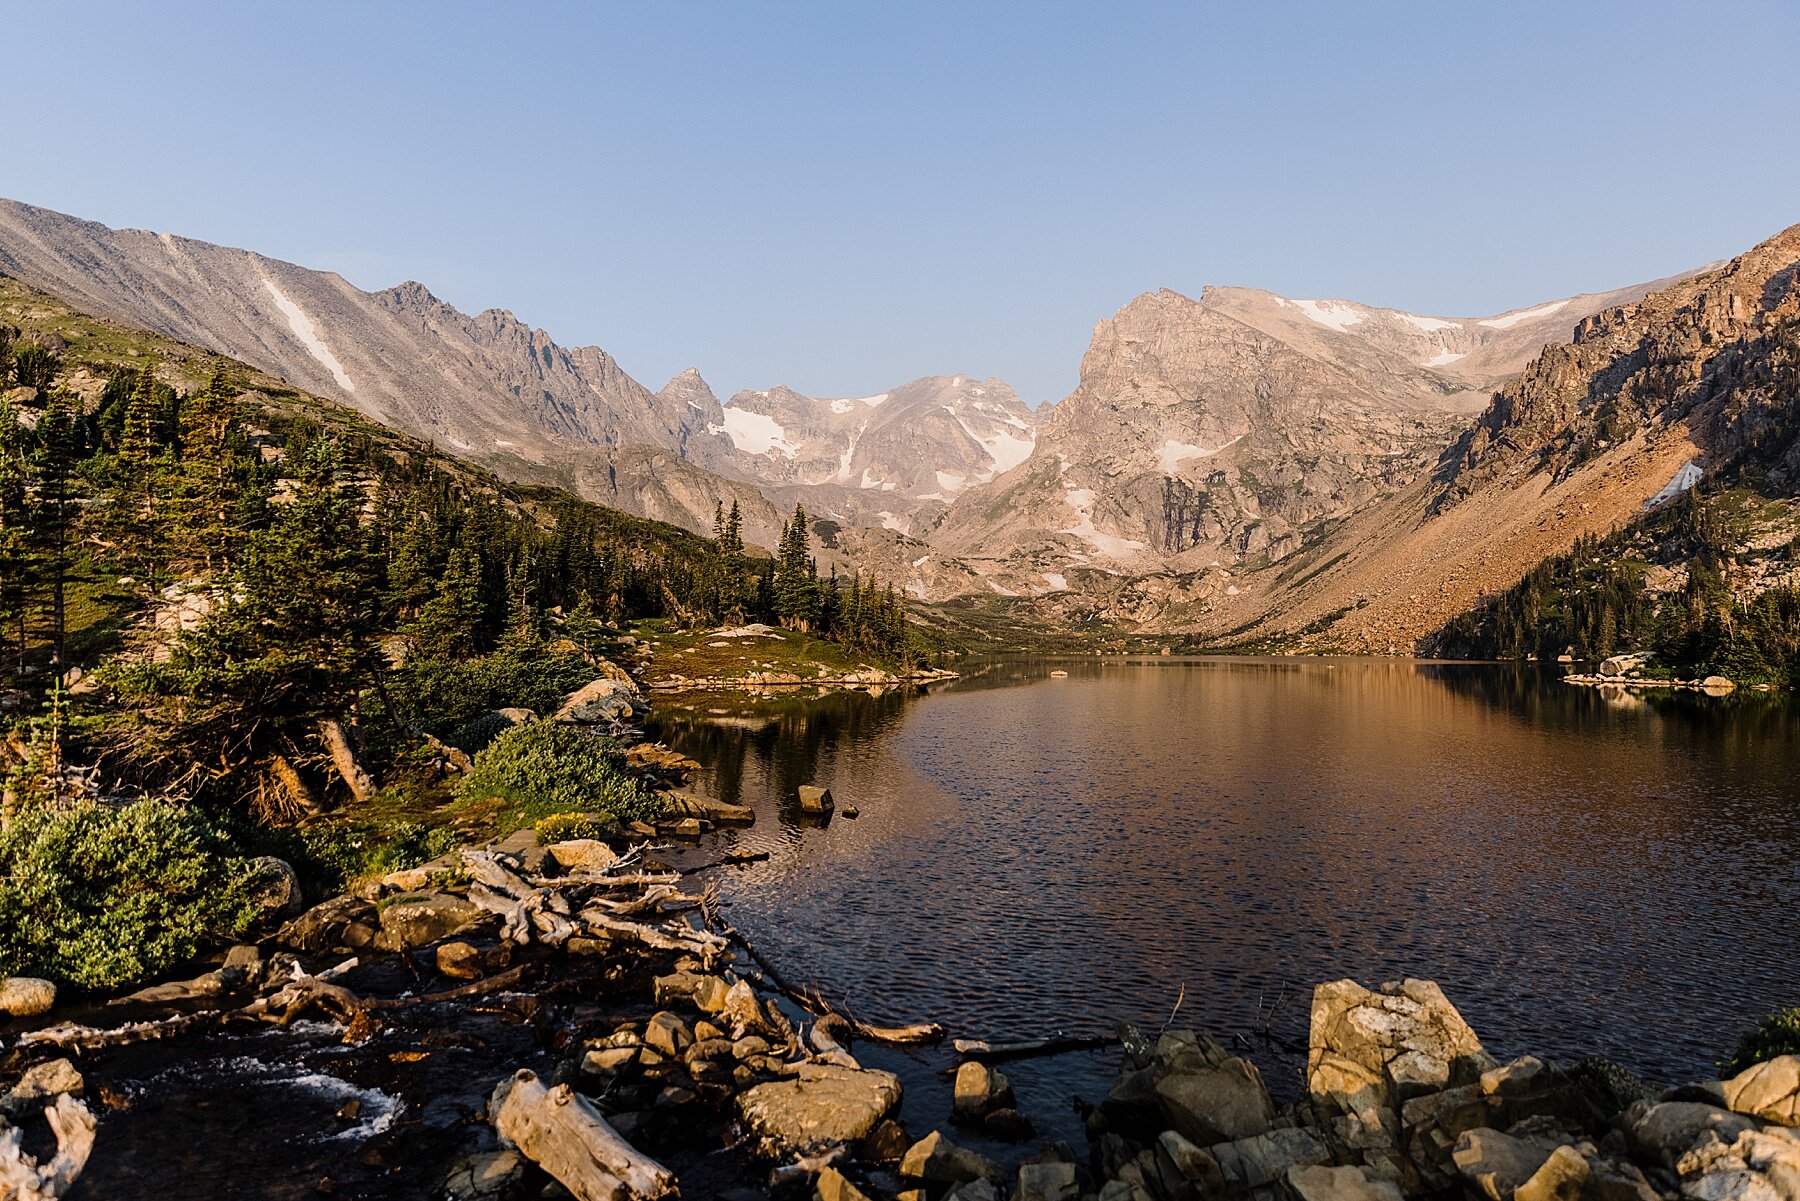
[
  {"left": 952, "top": 1031, "right": 1121, "bottom": 1061},
  {"left": 0, "top": 1094, "right": 96, "bottom": 1200},
  {"left": 493, "top": 1070, "right": 676, "bottom": 1201}
]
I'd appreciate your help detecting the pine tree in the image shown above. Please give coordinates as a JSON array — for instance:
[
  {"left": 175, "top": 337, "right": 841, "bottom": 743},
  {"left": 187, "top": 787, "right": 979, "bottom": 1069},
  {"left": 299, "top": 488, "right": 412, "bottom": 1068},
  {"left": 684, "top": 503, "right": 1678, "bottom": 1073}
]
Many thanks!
[
  {"left": 0, "top": 396, "right": 30, "bottom": 674},
  {"left": 722, "top": 499, "right": 744, "bottom": 559},
  {"left": 29, "top": 390, "right": 84, "bottom": 670},
  {"left": 172, "top": 370, "right": 243, "bottom": 568},
  {"left": 772, "top": 504, "right": 819, "bottom": 629},
  {"left": 408, "top": 544, "right": 485, "bottom": 658},
  {"left": 118, "top": 365, "right": 163, "bottom": 472}
]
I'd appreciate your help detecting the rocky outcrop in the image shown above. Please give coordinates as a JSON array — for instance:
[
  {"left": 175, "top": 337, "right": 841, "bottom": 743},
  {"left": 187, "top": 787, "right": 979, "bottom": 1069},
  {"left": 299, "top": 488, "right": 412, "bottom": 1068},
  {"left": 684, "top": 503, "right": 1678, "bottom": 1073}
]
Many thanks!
[
  {"left": 1072, "top": 977, "right": 1800, "bottom": 1201},
  {"left": 931, "top": 277, "right": 1678, "bottom": 603},
  {"left": 1723, "top": 1055, "right": 1800, "bottom": 1126},
  {"left": 1213, "top": 219, "right": 1800, "bottom": 653}
]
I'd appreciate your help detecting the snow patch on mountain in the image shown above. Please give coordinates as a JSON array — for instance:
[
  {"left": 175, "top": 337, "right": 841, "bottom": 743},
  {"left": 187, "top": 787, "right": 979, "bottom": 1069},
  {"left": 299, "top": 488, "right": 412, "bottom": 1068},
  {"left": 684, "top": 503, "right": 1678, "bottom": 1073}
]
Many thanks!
[
  {"left": 714, "top": 406, "right": 798, "bottom": 457},
  {"left": 1292, "top": 299, "right": 1366, "bottom": 332},
  {"left": 1061, "top": 487, "right": 1146, "bottom": 557},
  {"left": 1423, "top": 349, "right": 1466, "bottom": 368},
  {"left": 1155, "top": 435, "right": 1241, "bottom": 473},
  {"left": 1646, "top": 460, "right": 1704, "bottom": 508},
  {"left": 1397, "top": 312, "right": 1459, "bottom": 332},
  {"left": 261, "top": 279, "right": 355, "bottom": 393},
  {"left": 1479, "top": 299, "right": 1568, "bottom": 330}
]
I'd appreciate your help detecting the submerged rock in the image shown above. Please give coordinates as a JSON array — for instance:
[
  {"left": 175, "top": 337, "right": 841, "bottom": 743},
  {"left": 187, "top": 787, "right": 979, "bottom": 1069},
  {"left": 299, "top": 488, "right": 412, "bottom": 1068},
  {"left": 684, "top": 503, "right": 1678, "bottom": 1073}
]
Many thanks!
[
  {"left": 899, "top": 1129, "right": 1002, "bottom": 1185},
  {"left": 951, "top": 1061, "right": 1015, "bottom": 1124}
]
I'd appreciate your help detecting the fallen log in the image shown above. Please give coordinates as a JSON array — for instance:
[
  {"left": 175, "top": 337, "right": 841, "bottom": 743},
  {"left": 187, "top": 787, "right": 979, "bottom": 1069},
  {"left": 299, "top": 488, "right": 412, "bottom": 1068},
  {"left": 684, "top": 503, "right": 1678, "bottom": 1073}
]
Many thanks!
[
  {"left": 18, "top": 1012, "right": 224, "bottom": 1054},
  {"left": 367, "top": 963, "right": 530, "bottom": 1008},
  {"left": 318, "top": 718, "right": 377, "bottom": 803},
  {"left": 493, "top": 1069, "right": 676, "bottom": 1200},
  {"left": 0, "top": 1094, "right": 96, "bottom": 1200},
  {"left": 951, "top": 1032, "right": 1120, "bottom": 1061},
  {"left": 579, "top": 910, "right": 728, "bottom": 960}
]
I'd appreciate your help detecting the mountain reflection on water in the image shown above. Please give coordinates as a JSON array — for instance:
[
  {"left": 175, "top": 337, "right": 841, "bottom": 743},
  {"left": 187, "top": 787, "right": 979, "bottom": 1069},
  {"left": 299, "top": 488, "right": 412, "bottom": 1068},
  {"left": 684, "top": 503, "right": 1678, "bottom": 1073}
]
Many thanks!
[{"left": 646, "top": 657, "right": 1800, "bottom": 1142}]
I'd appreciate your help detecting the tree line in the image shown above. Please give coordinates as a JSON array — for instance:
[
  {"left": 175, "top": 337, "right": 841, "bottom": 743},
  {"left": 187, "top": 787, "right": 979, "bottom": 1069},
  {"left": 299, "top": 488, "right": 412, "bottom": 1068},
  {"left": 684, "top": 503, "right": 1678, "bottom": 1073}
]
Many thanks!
[
  {"left": 1, "top": 347, "right": 933, "bottom": 814},
  {"left": 1432, "top": 487, "right": 1800, "bottom": 683}
]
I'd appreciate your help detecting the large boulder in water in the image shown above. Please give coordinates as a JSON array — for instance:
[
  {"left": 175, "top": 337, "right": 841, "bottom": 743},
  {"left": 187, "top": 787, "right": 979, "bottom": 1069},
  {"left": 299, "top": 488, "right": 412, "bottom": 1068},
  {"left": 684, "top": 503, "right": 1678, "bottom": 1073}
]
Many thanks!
[
  {"left": 737, "top": 1062, "right": 901, "bottom": 1154},
  {"left": 554, "top": 666, "right": 644, "bottom": 725}
]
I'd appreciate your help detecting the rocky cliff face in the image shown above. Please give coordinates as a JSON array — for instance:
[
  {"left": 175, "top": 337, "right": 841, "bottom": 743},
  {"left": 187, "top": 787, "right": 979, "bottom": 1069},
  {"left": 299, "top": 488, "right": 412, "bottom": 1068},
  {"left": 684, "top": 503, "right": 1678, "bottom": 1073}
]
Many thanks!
[
  {"left": 1205, "top": 221, "right": 1800, "bottom": 652},
  {"left": 924, "top": 279, "right": 1675, "bottom": 603}
]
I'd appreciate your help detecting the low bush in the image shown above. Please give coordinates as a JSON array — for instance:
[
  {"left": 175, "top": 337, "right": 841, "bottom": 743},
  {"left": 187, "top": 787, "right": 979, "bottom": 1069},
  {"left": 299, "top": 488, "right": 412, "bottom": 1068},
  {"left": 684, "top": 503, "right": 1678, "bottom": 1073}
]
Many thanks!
[
  {"left": 534, "top": 812, "right": 612, "bottom": 843},
  {"left": 247, "top": 819, "right": 460, "bottom": 898},
  {"left": 458, "top": 721, "right": 661, "bottom": 825},
  {"left": 1723, "top": 1006, "right": 1800, "bottom": 1076},
  {"left": 0, "top": 800, "right": 261, "bottom": 990}
]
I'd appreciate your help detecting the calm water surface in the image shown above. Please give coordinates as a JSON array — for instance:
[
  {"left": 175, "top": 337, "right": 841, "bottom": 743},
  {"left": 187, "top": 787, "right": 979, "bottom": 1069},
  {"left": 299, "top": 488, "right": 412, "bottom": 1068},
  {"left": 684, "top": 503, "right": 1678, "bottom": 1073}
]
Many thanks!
[{"left": 649, "top": 656, "right": 1800, "bottom": 1146}]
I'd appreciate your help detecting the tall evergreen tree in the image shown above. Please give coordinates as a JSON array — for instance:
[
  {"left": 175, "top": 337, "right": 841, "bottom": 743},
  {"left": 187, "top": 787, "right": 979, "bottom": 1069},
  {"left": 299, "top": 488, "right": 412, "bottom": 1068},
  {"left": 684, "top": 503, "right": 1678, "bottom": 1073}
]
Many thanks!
[{"left": 0, "top": 396, "right": 30, "bottom": 674}]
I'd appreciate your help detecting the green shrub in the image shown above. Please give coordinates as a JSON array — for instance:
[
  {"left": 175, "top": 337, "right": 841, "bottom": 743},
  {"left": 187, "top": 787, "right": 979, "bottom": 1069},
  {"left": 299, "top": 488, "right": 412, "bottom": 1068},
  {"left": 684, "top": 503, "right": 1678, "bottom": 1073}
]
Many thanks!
[
  {"left": 392, "top": 647, "right": 595, "bottom": 738},
  {"left": 534, "top": 812, "right": 613, "bottom": 843},
  {"left": 1723, "top": 1007, "right": 1800, "bottom": 1077},
  {"left": 0, "top": 800, "right": 261, "bottom": 991},
  {"left": 459, "top": 721, "right": 661, "bottom": 825},
  {"left": 246, "top": 819, "right": 460, "bottom": 897}
]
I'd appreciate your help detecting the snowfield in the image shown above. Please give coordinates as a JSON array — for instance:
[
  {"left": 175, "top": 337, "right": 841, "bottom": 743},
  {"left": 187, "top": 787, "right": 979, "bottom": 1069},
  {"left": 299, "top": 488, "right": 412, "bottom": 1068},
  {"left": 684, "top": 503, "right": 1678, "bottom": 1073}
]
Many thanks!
[{"left": 713, "top": 406, "right": 799, "bottom": 457}]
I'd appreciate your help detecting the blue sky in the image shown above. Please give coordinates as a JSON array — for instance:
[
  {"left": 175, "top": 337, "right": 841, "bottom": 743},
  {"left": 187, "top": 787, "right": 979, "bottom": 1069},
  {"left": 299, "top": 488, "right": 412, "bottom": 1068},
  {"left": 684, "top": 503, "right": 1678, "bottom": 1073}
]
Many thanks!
[{"left": 6, "top": 1, "right": 1799, "bottom": 404}]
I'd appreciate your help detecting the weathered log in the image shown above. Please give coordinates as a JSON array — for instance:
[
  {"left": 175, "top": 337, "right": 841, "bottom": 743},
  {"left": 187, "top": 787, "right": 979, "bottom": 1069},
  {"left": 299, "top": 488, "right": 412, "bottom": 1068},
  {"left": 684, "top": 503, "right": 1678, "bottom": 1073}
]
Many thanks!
[
  {"left": 578, "top": 910, "right": 727, "bottom": 959},
  {"left": 0, "top": 1094, "right": 96, "bottom": 1200},
  {"left": 468, "top": 883, "right": 578, "bottom": 946},
  {"left": 267, "top": 752, "right": 321, "bottom": 816},
  {"left": 464, "top": 851, "right": 531, "bottom": 896},
  {"left": 951, "top": 1032, "right": 1119, "bottom": 1061},
  {"left": 492, "top": 1069, "right": 676, "bottom": 1200},
  {"left": 18, "top": 1012, "right": 224, "bottom": 1053},
  {"left": 366, "top": 963, "right": 529, "bottom": 1008},
  {"left": 318, "top": 718, "right": 376, "bottom": 803}
]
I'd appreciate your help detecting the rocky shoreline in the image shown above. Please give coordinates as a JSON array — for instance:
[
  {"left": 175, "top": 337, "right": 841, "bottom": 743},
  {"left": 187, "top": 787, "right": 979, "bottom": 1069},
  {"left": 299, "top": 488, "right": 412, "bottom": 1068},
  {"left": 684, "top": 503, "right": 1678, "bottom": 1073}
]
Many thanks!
[
  {"left": 649, "top": 667, "right": 960, "bottom": 694},
  {"left": 5, "top": 909, "right": 1796, "bottom": 1201},
  {"left": 0, "top": 649, "right": 1794, "bottom": 1199}
]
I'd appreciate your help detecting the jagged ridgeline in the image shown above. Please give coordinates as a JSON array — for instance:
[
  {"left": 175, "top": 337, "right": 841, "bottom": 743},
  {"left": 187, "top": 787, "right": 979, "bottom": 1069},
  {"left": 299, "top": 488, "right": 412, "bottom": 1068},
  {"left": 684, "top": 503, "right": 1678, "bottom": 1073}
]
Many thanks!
[{"left": 0, "top": 274, "right": 927, "bottom": 816}]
